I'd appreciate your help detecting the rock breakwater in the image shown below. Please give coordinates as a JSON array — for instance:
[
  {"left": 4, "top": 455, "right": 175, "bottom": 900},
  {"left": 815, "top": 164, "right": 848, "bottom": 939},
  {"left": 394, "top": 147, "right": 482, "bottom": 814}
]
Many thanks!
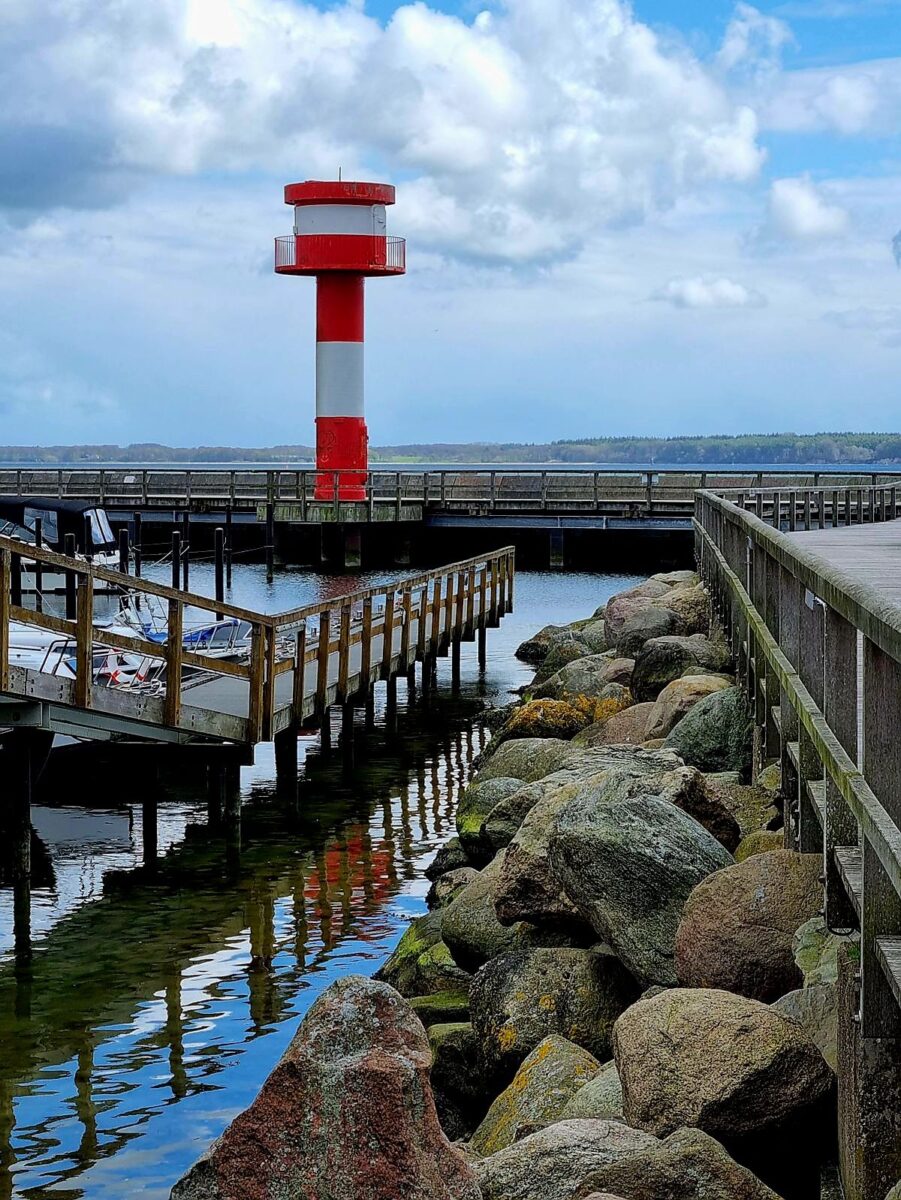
[{"left": 172, "top": 570, "right": 870, "bottom": 1200}]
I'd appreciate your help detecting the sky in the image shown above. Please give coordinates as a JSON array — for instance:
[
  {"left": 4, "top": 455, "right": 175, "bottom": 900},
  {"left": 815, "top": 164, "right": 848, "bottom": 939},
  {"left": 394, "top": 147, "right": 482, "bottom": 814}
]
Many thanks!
[{"left": 1, "top": 0, "right": 900, "bottom": 448}]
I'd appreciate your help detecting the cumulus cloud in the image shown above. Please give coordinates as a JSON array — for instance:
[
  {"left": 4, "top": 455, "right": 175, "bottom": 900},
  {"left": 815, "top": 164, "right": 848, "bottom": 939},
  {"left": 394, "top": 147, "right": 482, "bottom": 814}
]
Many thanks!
[
  {"left": 717, "top": 3, "right": 794, "bottom": 78},
  {"left": 758, "top": 58, "right": 897, "bottom": 135},
  {"left": 764, "top": 176, "right": 849, "bottom": 239},
  {"left": 0, "top": 0, "right": 765, "bottom": 262},
  {"left": 652, "top": 276, "right": 767, "bottom": 309}
]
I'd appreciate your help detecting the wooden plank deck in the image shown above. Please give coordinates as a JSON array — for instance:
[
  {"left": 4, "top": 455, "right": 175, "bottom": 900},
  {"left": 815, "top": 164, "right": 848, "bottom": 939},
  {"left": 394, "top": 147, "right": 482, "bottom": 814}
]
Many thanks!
[{"left": 787, "top": 522, "right": 901, "bottom": 604}]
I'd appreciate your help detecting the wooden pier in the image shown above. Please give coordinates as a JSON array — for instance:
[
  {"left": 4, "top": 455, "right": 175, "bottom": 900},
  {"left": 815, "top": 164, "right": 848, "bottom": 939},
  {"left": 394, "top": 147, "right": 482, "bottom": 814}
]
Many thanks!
[
  {"left": 696, "top": 482, "right": 901, "bottom": 1200},
  {"left": 0, "top": 539, "right": 513, "bottom": 753}
]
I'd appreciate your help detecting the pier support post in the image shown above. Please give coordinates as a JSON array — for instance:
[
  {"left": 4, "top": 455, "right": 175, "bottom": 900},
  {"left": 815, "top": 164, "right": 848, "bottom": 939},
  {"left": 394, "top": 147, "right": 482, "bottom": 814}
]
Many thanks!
[
  {"left": 385, "top": 676, "right": 397, "bottom": 734},
  {"left": 344, "top": 527, "right": 362, "bottom": 570},
  {"left": 341, "top": 703, "right": 355, "bottom": 770},
  {"left": 478, "top": 624, "right": 487, "bottom": 671},
  {"left": 274, "top": 728, "right": 298, "bottom": 796},
  {"left": 549, "top": 529, "right": 565, "bottom": 570},
  {"left": 223, "top": 764, "right": 242, "bottom": 868},
  {"left": 319, "top": 707, "right": 332, "bottom": 754},
  {"left": 837, "top": 943, "right": 901, "bottom": 1200},
  {"left": 142, "top": 792, "right": 158, "bottom": 869},
  {"left": 451, "top": 637, "right": 461, "bottom": 691},
  {"left": 3, "top": 730, "right": 52, "bottom": 969}
]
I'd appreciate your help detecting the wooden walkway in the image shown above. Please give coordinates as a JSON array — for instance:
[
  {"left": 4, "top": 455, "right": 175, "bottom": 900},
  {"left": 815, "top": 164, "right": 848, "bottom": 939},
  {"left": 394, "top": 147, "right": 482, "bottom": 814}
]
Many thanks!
[
  {"left": 0, "top": 537, "right": 515, "bottom": 752},
  {"left": 788, "top": 520, "right": 901, "bottom": 604},
  {"left": 696, "top": 483, "right": 901, "bottom": 1200}
]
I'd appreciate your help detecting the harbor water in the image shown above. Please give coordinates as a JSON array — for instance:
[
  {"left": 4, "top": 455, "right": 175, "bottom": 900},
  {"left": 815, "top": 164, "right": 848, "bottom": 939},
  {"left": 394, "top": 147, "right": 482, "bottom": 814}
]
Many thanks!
[{"left": 0, "top": 563, "right": 644, "bottom": 1199}]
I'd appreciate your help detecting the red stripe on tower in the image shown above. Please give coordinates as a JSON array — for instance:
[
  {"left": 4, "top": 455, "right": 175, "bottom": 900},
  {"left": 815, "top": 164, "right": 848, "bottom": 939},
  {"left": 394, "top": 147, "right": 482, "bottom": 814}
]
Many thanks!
[{"left": 274, "top": 180, "right": 405, "bottom": 502}]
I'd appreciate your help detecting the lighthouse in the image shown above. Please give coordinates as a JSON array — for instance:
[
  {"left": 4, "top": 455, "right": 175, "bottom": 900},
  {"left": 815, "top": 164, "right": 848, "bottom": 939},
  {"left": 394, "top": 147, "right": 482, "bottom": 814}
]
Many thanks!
[{"left": 275, "top": 180, "right": 406, "bottom": 501}]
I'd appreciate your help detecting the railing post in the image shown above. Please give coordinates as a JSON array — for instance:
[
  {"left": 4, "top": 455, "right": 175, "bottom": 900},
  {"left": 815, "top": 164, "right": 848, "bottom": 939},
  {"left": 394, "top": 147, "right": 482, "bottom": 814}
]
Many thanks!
[
  {"left": 163, "top": 598, "right": 183, "bottom": 727},
  {"left": 247, "top": 622, "right": 265, "bottom": 740},
  {"left": 293, "top": 623, "right": 307, "bottom": 723},
  {"left": 395, "top": 472, "right": 402, "bottom": 522},
  {"left": 360, "top": 595, "right": 373, "bottom": 693},
  {"left": 796, "top": 587, "right": 825, "bottom": 853},
  {"left": 0, "top": 549, "right": 9, "bottom": 692},
  {"left": 823, "top": 606, "right": 859, "bottom": 930},
  {"left": 429, "top": 577, "right": 442, "bottom": 652},
  {"left": 74, "top": 574, "right": 94, "bottom": 711},
  {"left": 317, "top": 609, "right": 331, "bottom": 712},
  {"left": 262, "top": 622, "right": 277, "bottom": 740},
  {"left": 381, "top": 592, "right": 395, "bottom": 678},
  {"left": 400, "top": 587, "right": 413, "bottom": 668},
  {"left": 338, "top": 603, "right": 351, "bottom": 701},
  {"left": 417, "top": 586, "right": 428, "bottom": 660},
  {"left": 64, "top": 533, "right": 77, "bottom": 619},
  {"left": 778, "top": 564, "right": 801, "bottom": 844}
]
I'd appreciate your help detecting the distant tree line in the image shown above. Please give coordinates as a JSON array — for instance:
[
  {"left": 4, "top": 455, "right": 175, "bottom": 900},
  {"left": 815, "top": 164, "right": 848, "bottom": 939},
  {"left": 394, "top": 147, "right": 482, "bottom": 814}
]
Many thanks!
[{"left": 3, "top": 434, "right": 901, "bottom": 465}]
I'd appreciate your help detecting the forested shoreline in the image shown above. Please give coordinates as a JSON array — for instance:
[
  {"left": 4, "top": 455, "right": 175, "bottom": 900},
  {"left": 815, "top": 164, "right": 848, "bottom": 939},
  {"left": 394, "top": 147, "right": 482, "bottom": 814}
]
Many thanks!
[{"left": 3, "top": 432, "right": 901, "bottom": 465}]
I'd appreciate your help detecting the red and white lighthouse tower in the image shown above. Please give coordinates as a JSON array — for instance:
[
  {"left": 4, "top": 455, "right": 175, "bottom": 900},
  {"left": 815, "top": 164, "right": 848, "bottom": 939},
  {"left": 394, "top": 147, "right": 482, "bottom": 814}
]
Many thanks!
[{"left": 275, "top": 180, "right": 405, "bottom": 501}]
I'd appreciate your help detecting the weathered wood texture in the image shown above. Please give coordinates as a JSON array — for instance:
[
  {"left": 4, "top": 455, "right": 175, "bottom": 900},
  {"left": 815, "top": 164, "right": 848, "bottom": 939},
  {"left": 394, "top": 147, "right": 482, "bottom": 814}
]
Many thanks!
[
  {"left": 0, "top": 533, "right": 514, "bottom": 747},
  {"left": 696, "top": 484, "right": 901, "bottom": 1200}
]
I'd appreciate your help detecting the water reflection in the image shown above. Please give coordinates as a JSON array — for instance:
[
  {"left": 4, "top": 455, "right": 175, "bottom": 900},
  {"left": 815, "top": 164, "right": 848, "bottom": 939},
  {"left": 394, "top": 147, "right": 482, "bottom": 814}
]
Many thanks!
[{"left": 0, "top": 567, "right": 643, "bottom": 1199}]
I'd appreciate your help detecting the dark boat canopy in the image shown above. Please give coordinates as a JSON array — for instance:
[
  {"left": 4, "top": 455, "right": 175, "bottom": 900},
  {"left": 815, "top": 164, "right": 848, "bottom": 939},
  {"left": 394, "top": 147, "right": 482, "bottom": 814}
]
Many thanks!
[
  {"left": 0, "top": 496, "right": 101, "bottom": 520},
  {"left": 0, "top": 497, "right": 116, "bottom": 553}
]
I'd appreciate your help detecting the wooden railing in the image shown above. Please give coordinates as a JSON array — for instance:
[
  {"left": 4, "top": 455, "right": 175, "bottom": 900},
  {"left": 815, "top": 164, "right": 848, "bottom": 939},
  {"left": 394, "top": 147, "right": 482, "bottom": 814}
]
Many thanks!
[
  {"left": 5, "top": 466, "right": 901, "bottom": 517},
  {"left": 695, "top": 485, "right": 901, "bottom": 1195},
  {"left": 0, "top": 536, "right": 514, "bottom": 745}
]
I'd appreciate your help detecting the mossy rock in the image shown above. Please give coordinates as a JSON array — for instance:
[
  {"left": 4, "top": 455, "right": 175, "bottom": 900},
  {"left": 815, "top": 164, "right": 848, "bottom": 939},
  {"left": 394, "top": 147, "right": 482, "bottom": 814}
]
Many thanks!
[
  {"left": 475, "top": 738, "right": 572, "bottom": 783},
  {"left": 470, "top": 1035, "right": 601, "bottom": 1156},
  {"left": 735, "top": 829, "right": 784, "bottom": 862},
  {"left": 533, "top": 640, "right": 593, "bottom": 686},
  {"left": 793, "top": 916, "right": 859, "bottom": 987},
  {"left": 425, "top": 837, "right": 472, "bottom": 881},
  {"left": 429, "top": 1021, "right": 491, "bottom": 1140},
  {"left": 375, "top": 911, "right": 471, "bottom": 998},
  {"left": 410, "top": 990, "right": 470, "bottom": 1026},
  {"left": 457, "top": 777, "right": 524, "bottom": 858},
  {"left": 492, "top": 700, "right": 591, "bottom": 748},
  {"left": 559, "top": 1059, "right": 623, "bottom": 1120}
]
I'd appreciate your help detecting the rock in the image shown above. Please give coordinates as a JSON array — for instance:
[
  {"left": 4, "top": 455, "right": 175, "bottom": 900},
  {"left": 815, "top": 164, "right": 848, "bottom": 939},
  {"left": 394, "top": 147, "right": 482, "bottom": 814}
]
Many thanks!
[
  {"left": 605, "top": 580, "right": 676, "bottom": 643},
  {"left": 651, "top": 570, "right": 698, "bottom": 585},
  {"left": 428, "top": 867, "right": 481, "bottom": 910},
  {"left": 475, "top": 738, "right": 572, "bottom": 783},
  {"left": 470, "top": 947, "right": 639, "bottom": 1082},
  {"left": 470, "top": 1035, "right": 602, "bottom": 1156},
  {"left": 653, "top": 765, "right": 740, "bottom": 852},
  {"left": 170, "top": 975, "right": 480, "bottom": 1200},
  {"left": 644, "top": 675, "right": 732, "bottom": 740},
  {"left": 773, "top": 983, "right": 838, "bottom": 1071},
  {"left": 675, "top": 850, "right": 823, "bottom": 1002},
  {"left": 549, "top": 775, "right": 734, "bottom": 985},
  {"left": 491, "top": 700, "right": 591, "bottom": 750},
  {"left": 474, "top": 1119, "right": 658, "bottom": 1200},
  {"left": 757, "top": 762, "right": 782, "bottom": 793},
  {"left": 660, "top": 582, "right": 710, "bottom": 636},
  {"left": 409, "top": 991, "right": 470, "bottom": 1026},
  {"left": 533, "top": 655, "right": 624, "bottom": 702},
  {"left": 579, "top": 619, "right": 610, "bottom": 653},
  {"left": 429, "top": 1021, "right": 492, "bottom": 1141},
  {"left": 664, "top": 686, "right": 751, "bottom": 774},
  {"left": 614, "top": 987, "right": 835, "bottom": 1141},
  {"left": 442, "top": 856, "right": 522, "bottom": 973},
  {"left": 793, "top": 916, "right": 859, "bottom": 987},
  {"left": 559, "top": 1059, "right": 623, "bottom": 1120},
  {"left": 457, "top": 777, "right": 524, "bottom": 858},
  {"left": 572, "top": 703, "right": 654, "bottom": 747},
  {"left": 885, "top": 1183, "right": 901, "bottom": 1200},
  {"left": 735, "top": 829, "right": 783, "bottom": 861},
  {"left": 426, "top": 837, "right": 473, "bottom": 881},
  {"left": 704, "top": 775, "right": 779, "bottom": 838},
  {"left": 615, "top": 606, "right": 684, "bottom": 658},
  {"left": 483, "top": 701, "right": 521, "bottom": 731},
  {"left": 533, "top": 639, "right": 593, "bottom": 685},
  {"left": 516, "top": 624, "right": 573, "bottom": 664},
  {"left": 376, "top": 911, "right": 472, "bottom": 998},
  {"left": 481, "top": 780, "right": 549, "bottom": 853},
  {"left": 576, "top": 1127, "right": 782, "bottom": 1200},
  {"left": 494, "top": 750, "right": 687, "bottom": 929},
  {"left": 632, "top": 635, "right": 732, "bottom": 702},
  {"left": 482, "top": 746, "right": 680, "bottom": 855},
  {"left": 599, "top": 657, "right": 634, "bottom": 686}
]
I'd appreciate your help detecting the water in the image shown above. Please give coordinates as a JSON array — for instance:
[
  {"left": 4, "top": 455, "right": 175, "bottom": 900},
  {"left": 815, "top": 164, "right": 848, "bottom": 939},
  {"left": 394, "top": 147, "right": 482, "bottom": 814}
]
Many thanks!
[{"left": 0, "top": 565, "right": 644, "bottom": 1199}]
